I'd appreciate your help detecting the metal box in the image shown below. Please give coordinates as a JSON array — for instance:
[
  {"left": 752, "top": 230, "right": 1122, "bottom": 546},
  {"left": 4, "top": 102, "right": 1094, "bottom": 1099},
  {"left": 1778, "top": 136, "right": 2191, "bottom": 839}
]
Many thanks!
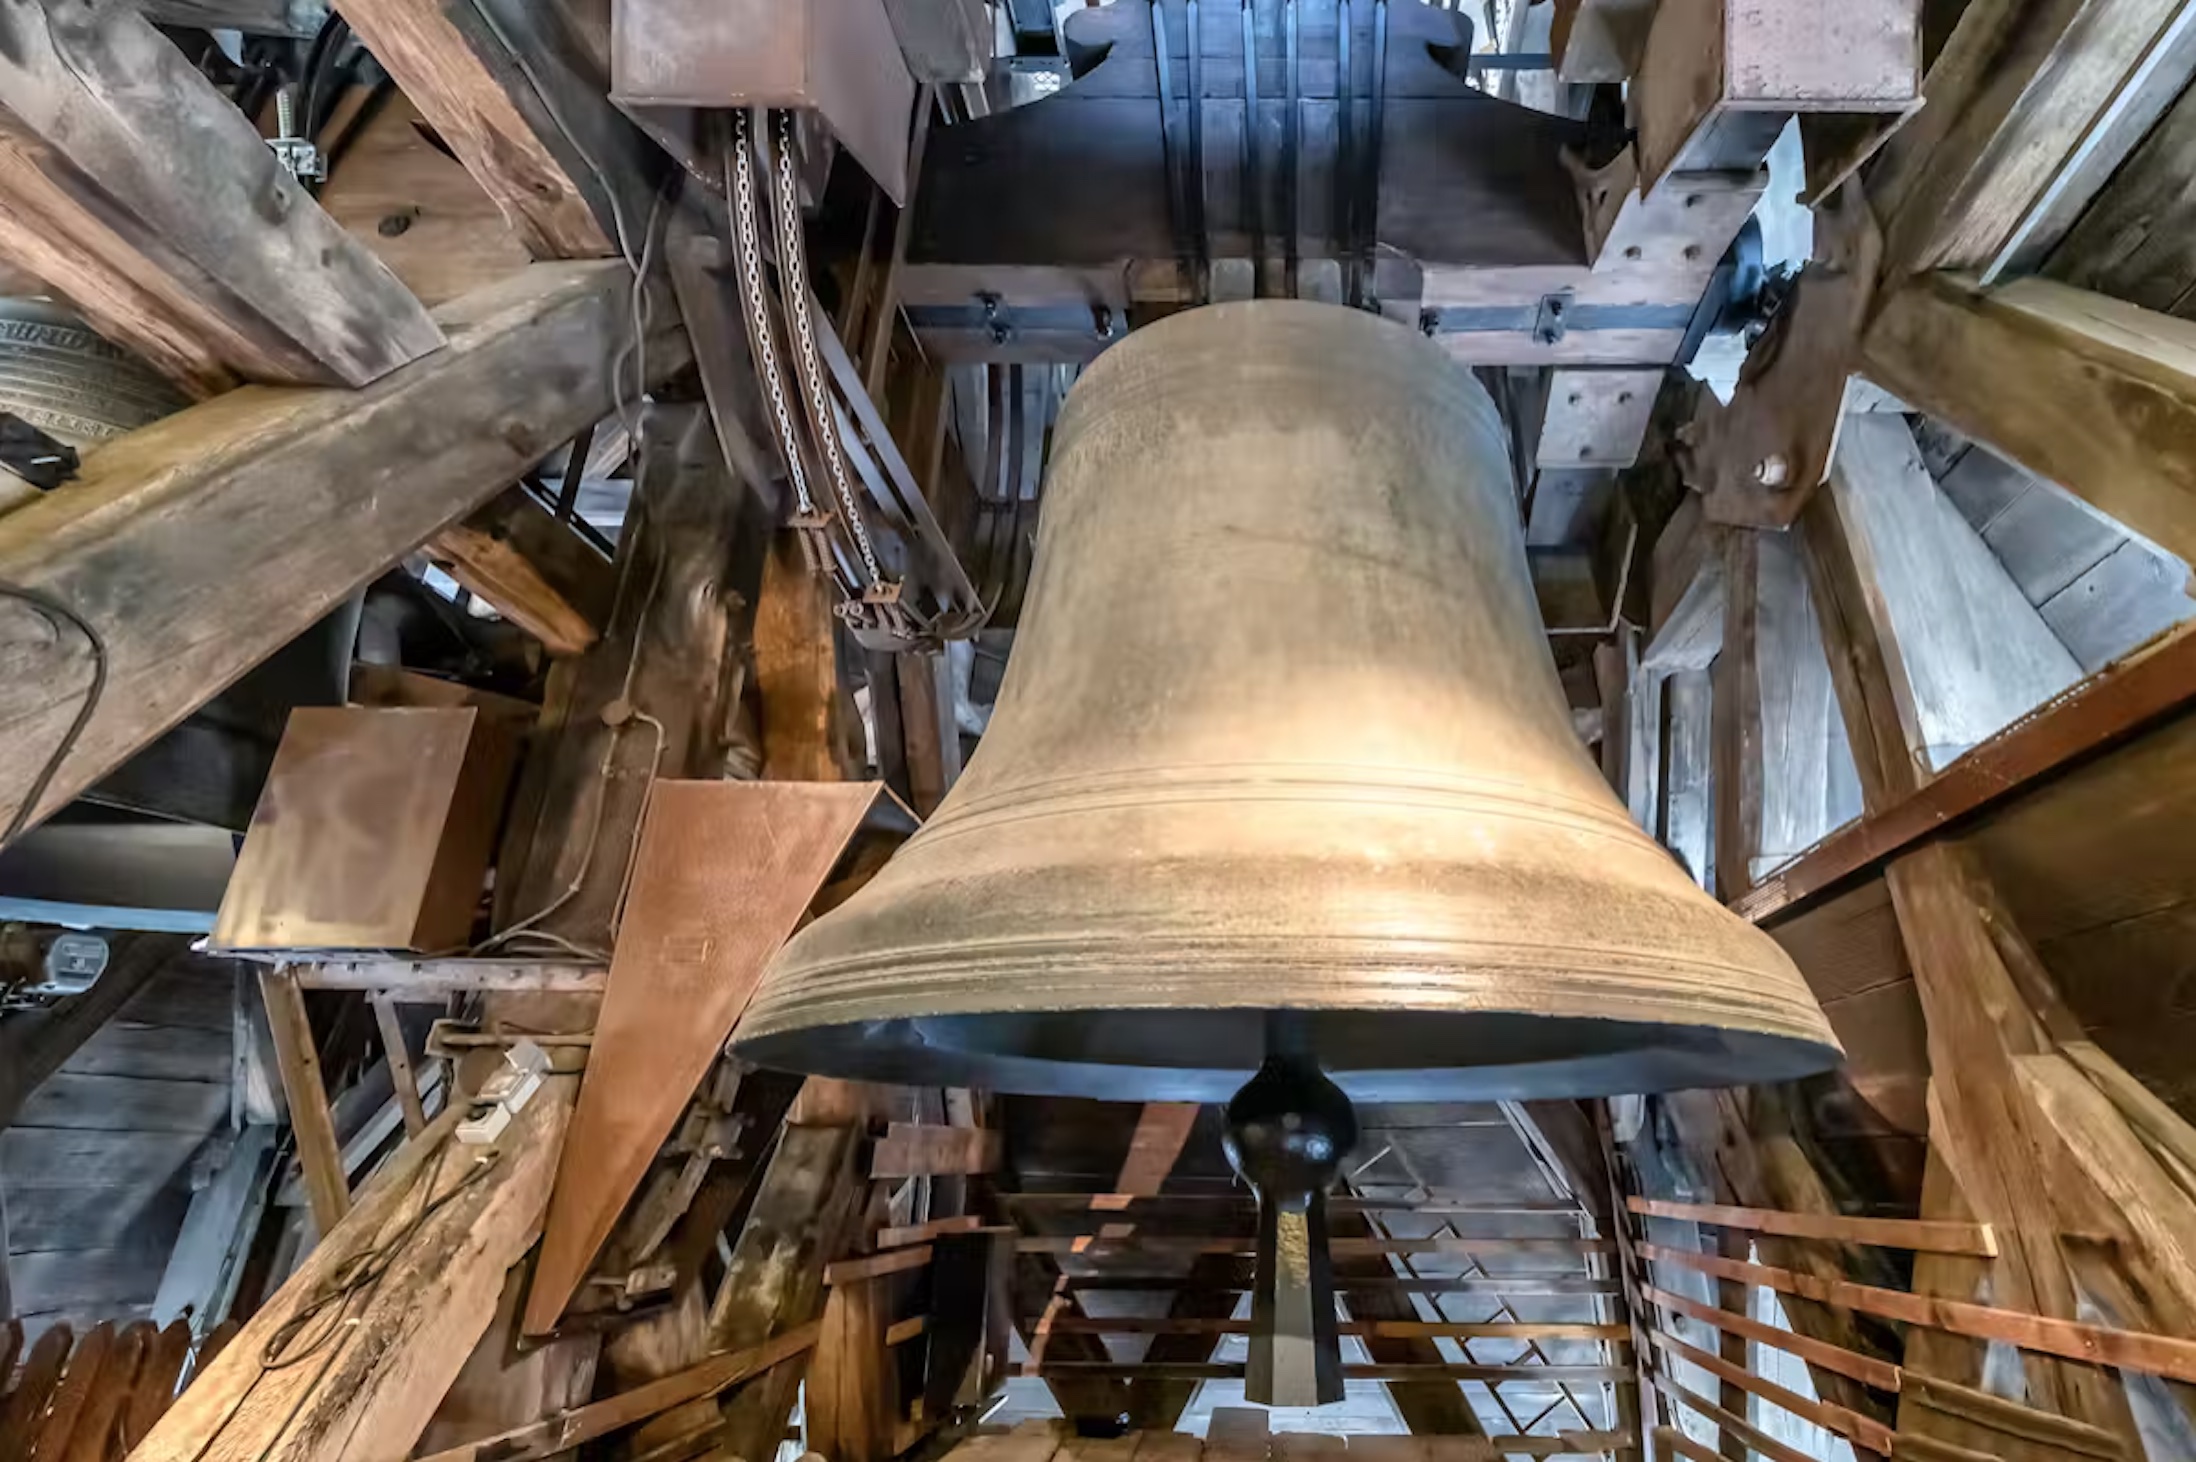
[
  {"left": 611, "top": 0, "right": 916, "bottom": 204},
  {"left": 212, "top": 707, "right": 515, "bottom": 953}
]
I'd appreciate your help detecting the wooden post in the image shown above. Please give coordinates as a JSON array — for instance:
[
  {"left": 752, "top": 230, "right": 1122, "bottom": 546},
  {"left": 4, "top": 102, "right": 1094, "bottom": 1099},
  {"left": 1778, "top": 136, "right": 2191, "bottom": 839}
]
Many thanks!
[{"left": 257, "top": 966, "right": 350, "bottom": 1238}]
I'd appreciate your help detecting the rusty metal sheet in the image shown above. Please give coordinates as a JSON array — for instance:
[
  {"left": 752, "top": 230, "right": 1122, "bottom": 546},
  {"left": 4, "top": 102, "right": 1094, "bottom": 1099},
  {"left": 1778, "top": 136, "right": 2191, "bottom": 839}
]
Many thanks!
[
  {"left": 523, "top": 779, "right": 912, "bottom": 1335},
  {"left": 211, "top": 707, "right": 513, "bottom": 953},
  {"left": 610, "top": 0, "right": 915, "bottom": 204}
]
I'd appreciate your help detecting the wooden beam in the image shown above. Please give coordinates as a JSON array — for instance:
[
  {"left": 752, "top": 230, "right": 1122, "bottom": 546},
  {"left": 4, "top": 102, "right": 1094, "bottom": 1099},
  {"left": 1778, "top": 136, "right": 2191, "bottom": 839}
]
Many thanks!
[
  {"left": 135, "top": 1087, "right": 574, "bottom": 1462},
  {"left": 414, "top": 1323, "right": 821, "bottom": 1462},
  {"left": 258, "top": 966, "right": 350, "bottom": 1238},
  {"left": 1044, "top": 1318, "right": 1630, "bottom": 1341},
  {"left": 0, "top": 261, "right": 686, "bottom": 844},
  {"left": 0, "top": 0, "right": 441, "bottom": 394},
  {"left": 1794, "top": 477, "right": 1919, "bottom": 813},
  {"left": 1642, "top": 1284, "right": 1902, "bottom": 1392},
  {"left": 1866, "top": 0, "right": 2196, "bottom": 280},
  {"left": 872, "top": 1123, "right": 1002, "bottom": 1178},
  {"left": 1733, "top": 617, "right": 2196, "bottom": 923},
  {"left": 0, "top": 933, "right": 176, "bottom": 1128},
  {"left": 1640, "top": 1240, "right": 2196, "bottom": 1385},
  {"left": 1625, "top": 1197, "right": 1996, "bottom": 1255},
  {"left": 1860, "top": 273, "right": 2196, "bottom": 569},
  {"left": 1649, "top": 1329, "right": 1895, "bottom": 1453},
  {"left": 331, "top": 0, "right": 647, "bottom": 259},
  {"left": 1018, "top": 1362, "right": 1632, "bottom": 1383},
  {"left": 424, "top": 486, "right": 616, "bottom": 657},
  {"left": 706, "top": 1120, "right": 866, "bottom": 1462},
  {"left": 295, "top": 959, "right": 607, "bottom": 997},
  {"left": 370, "top": 992, "right": 429, "bottom": 1138},
  {"left": 1095, "top": 1103, "right": 1202, "bottom": 1209}
]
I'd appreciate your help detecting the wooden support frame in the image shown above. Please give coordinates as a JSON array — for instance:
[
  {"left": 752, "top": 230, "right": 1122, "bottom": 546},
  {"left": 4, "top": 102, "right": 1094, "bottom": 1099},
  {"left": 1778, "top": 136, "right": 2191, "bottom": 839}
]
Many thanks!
[
  {"left": 135, "top": 1085, "right": 576, "bottom": 1461},
  {"left": 423, "top": 486, "right": 616, "bottom": 658},
  {"left": 1734, "top": 617, "right": 2196, "bottom": 923},
  {"left": 0, "top": 932, "right": 177, "bottom": 1128},
  {"left": 1640, "top": 1241, "right": 2196, "bottom": 1385},
  {"left": 0, "top": 0, "right": 442, "bottom": 394},
  {"left": 257, "top": 965, "right": 350, "bottom": 1237},
  {"left": 1626, "top": 1197, "right": 1995, "bottom": 1255},
  {"left": 0, "top": 261, "right": 688, "bottom": 842},
  {"left": 1860, "top": 274, "right": 2196, "bottom": 571}
]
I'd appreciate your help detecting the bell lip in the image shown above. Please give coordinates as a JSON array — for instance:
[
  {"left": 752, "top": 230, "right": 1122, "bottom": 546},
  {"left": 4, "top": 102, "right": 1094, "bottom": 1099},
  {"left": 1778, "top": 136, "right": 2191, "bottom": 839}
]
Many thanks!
[{"left": 730, "top": 1009, "right": 1843, "bottom": 1104}]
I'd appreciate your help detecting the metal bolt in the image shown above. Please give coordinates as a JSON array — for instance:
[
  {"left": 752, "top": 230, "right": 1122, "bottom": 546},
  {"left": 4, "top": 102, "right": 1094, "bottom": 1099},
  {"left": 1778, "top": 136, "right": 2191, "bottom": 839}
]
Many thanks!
[
  {"left": 1623, "top": 245, "right": 1642, "bottom": 261},
  {"left": 1566, "top": 392, "right": 1583, "bottom": 406},
  {"left": 275, "top": 84, "right": 298, "bottom": 140},
  {"left": 1682, "top": 245, "right": 1702, "bottom": 262},
  {"left": 1754, "top": 454, "right": 1790, "bottom": 488}
]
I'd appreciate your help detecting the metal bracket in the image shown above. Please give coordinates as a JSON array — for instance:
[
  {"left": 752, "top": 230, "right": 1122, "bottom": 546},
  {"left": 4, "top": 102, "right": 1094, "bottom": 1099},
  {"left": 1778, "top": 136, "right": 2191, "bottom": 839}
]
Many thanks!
[{"left": 1532, "top": 290, "right": 1574, "bottom": 345}]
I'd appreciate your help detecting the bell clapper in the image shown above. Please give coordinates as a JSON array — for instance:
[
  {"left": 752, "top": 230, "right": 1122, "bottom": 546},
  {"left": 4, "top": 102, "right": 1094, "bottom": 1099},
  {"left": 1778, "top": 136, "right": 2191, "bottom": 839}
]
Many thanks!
[{"left": 1223, "top": 1047, "right": 1360, "bottom": 1408}]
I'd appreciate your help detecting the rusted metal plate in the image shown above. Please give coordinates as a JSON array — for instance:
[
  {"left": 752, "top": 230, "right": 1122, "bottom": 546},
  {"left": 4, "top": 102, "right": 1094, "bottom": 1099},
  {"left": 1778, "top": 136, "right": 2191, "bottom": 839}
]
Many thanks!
[
  {"left": 610, "top": 0, "right": 915, "bottom": 204},
  {"left": 523, "top": 779, "right": 913, "bottom": 1335},
  {"left": 211, "top": 707, "right": 513, "bottom": 953}
]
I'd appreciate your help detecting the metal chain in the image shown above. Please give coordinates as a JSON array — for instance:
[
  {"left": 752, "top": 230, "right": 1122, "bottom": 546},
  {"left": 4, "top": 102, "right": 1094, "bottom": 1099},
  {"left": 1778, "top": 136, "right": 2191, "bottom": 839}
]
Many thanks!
[
  {"left": 727, "top": 111, "right": 822, "bottom": 526},
  {"left": 767, "top": 111, "right": 895, "bottom": 602}
]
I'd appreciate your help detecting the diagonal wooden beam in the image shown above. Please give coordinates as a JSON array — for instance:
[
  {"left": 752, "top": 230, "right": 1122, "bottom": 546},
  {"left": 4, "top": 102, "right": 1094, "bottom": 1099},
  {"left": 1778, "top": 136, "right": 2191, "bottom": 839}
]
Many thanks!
[
  {"left": 0, "top": 932, "right": 179, "bottom": 1128},
  {"left": 332, "top": 0, "right": 661, "bottom": 260},
  {"left": 423, "top": 485, "right": 616, "bottom": 657},
  {"left": 1860, "top": 273, "right": 2196, "bottom": 570},
  {"left": 0, "top": 0, "right": 441, "bottom": 394},
  {"left": 0, "top": 261, "right": 687, "bottom": 844}
]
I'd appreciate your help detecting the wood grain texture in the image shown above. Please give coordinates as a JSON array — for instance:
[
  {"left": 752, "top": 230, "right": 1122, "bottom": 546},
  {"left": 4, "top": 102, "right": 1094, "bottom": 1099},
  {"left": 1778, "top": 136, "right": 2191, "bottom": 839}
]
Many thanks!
[
  {"left": 332, "top": 0, "right": 613, "bottom": 257},
  {"left": 258, "top": 967, "right": 349, "bottom": 1238},
  {"left": 425, "top": 486, "right": 616, "bottom": 657},
  {"left": 134, "top": 1088, "right": 572, "bottom": 1462},
  {"left": 0, "top": 1, "right": 440, "bottom": 393},
  {"left": 0, "top": 260, "right": 687, "bottom": 839},
  {"left": 1860, "top": 273, "right": 2196, "bottom": 571}
]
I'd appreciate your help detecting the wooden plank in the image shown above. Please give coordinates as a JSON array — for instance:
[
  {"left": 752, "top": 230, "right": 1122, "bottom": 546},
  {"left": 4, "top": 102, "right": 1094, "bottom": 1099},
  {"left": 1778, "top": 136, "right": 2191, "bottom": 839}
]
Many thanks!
[
  {"left": 1649, "top": 1328, "right": 1896, "bottom": 1452},
  {"left": 1796, "top": 480, "right": 1920, "bottom": 814},
  {"left": 1640, "top": 1240, "right": 2196, "bottom": 1384},
  {"left": 1868, "top": 0, "right": 2196, "bottom": 280},
  {"left": 61, "top": 1318, "right": 149, "bottom": 1462},
  {"left": 1652, "top": 1368, "right": 1816, "bottom": 1462},
  {"left": 1626, "top": 1197, "right": 1995, "bottom": 1255},
  {"left": 296, "top": 959, "right": 607, "bottom": 996},
  {"left": 0, "top": 260, "right": 687, "bottom": 838},
  {"left": 1734, "top": 617, "right": 2196, "bottom": 923},
  {"left": 492, "top": 399, "right": 763, "bottom": 951},
  {"left": 707, "top": 1121, "right": 866, "bottom": 1462},
  {"left": 0, "top": 2, "right": 441, "bottom": 394},
  {"left": 12, "top": 1072, "right": 230, "bottom": 1134},
  {"left": 8, "top": 1249, "right": 171, "bottom": 1316},
  {"left": 754, "top": 528, "right": 859, "bottom": 783},
  {"left": 523, "top": 782, "right": 888, "bottom": 1335},
  {"left": 875, "top": 1215, "right": 990, "bottom": 1249},
  {"left": 64, "top": 1021, "right": 232, "bottom": 1084},
  {"left": 424, "top": 487, "right": 616, "bottom": 657},
  {"left": 0, "top": 1323, "right": 71, "bottom": 1453},
  {"left": 1824, "top": 415, "right": 2081, "bottom": 770},
  {"left": 0, "top": 934, "right": 178, "bottom": 1127},
  {"left": 1643, "top": 1283, "right": 1903, "bottom": 1392},
  {"left": 2047, "top": 65, "right": 2196, "bottom": 317},
  {"left": 120, "top": 1319, "right": 193, "bottom": 1452},
  {"left": 1046, "top": 1318, "right": 1630, "bottom": 1341},
  {"left": 872, "top": 1123, "right": 1002, "bottom": 1178},
  {"left": 823, "top": 1247, "right": 934, "bottom": 1286},
  {"left": 257, "top": 966, "right": 349, "bottom": 1238},
  {"left": 370, "top": 993, "right": 428, "bottom": 1138},
  {"left": 134, "top": 1087, "right": 572, "bottom": 1462},
  {"left": 412, "top": 1323, "right": 821, "bottom": 1462},
  {"left": 1860, "top": 274, "right": 2196, "bottom": 571},
  {"left": 1092, "top": 1102, "right": 1202, "bottom": 1210},
  {"left": 1018, "top": 1362, "right": 1631, "bottom": 1383},
  {"left": 31, "top": 1320, "right": 116, "bottom": 1460},
  {"left": 807, "top": 1264, "right": 897, "bottom": 1462},
  {"left": 329, "top": 0, "right": 624, "bottom": 258},
  {"left": 1663, "top": 666, "right": 1714, "bottom": 890},
  {"left": 1016, "top": 1236, "right": 1614, "bottom": 1257}
]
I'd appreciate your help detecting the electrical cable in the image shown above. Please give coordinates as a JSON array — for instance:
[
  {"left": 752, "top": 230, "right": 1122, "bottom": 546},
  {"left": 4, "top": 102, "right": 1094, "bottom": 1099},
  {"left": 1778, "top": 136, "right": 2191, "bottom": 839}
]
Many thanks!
[{"left": 0, "top": 582, "right": 106, "bottom": 848}]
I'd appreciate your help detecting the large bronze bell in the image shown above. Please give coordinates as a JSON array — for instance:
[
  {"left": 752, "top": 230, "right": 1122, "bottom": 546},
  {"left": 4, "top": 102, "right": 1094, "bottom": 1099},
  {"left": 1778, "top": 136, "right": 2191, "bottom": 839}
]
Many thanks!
[{"left": 736, "top": 301, "right": 1840, "bottom": 1103}]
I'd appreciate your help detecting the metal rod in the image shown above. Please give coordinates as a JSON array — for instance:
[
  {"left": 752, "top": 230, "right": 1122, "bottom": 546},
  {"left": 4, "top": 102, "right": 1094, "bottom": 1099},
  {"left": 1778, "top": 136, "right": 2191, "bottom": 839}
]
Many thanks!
[
  {"left": 1243, "top": 0, "right": 1264, "bottom": 298},
  {"left": 1151, "top": 0, "right": 1191, "bottom": 300},
  {"left": 1356, "top": 0, "right": 1388, "bottom": 310},
  {"left": 1335, "top": 0, "right": 1354, "bottom": 298},
  {"left": 1187, "top": 0, "right": 1209, "bottom": 301},
  {"left": 1283, "top": 0, "right": 1299, "bottom": 296}
]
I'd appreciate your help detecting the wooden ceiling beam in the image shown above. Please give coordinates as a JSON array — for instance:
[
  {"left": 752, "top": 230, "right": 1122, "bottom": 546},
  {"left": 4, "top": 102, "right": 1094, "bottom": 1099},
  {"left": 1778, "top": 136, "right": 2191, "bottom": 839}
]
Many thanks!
[
  {"left": 0, "top": 261, "right": 687, "bottom": 843},
  {"left": 0, "top": 0, "right": 442, "bottom": 394},
  {"left": 331, "top": 0, "right": 662, "bottom": 260},
  {"left": 423, "top": 484, "right": 616, "bottom": 658}
]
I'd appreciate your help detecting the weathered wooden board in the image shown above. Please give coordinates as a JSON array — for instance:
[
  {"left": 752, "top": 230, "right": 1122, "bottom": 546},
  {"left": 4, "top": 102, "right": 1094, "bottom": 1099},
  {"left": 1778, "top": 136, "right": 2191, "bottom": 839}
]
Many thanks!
[{"left": 0, "top": 261, "right": 687, "bottom": 837}]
